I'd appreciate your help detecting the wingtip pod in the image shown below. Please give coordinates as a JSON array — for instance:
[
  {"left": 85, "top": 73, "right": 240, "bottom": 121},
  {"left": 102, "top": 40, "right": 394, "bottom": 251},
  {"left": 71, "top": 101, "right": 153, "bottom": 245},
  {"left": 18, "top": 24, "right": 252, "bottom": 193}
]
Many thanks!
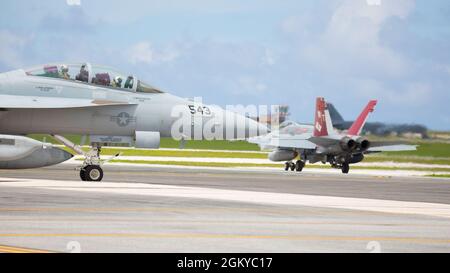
[
  {"left": 313, "top": 97, "right": 329, "bottom": 137},
  {"left": 347, "top": 99, "right": 378, "bottom": 136}
]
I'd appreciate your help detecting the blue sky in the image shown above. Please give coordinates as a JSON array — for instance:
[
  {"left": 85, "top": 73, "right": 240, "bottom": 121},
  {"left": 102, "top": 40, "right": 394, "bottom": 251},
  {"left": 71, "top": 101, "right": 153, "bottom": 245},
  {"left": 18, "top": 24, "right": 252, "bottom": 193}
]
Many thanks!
[{"left": 1, "top": 0, "right": 449, "bottom": 130}]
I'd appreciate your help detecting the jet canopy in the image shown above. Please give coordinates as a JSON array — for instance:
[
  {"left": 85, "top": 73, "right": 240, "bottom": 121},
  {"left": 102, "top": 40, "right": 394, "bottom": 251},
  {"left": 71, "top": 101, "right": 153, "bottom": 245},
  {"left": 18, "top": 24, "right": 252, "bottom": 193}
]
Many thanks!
[
  {"left": 25, "top": 62, "right": 164, "bottom": 94},
  {"left": 279, "top": 120, "right": 301, "bottom": 129}
]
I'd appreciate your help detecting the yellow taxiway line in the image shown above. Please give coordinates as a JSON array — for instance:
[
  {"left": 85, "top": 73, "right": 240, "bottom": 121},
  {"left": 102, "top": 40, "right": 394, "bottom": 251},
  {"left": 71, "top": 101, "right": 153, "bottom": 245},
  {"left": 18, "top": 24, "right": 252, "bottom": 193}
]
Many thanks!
[{"left": 0, "top": 244, "right": 52, "bottom": 253}]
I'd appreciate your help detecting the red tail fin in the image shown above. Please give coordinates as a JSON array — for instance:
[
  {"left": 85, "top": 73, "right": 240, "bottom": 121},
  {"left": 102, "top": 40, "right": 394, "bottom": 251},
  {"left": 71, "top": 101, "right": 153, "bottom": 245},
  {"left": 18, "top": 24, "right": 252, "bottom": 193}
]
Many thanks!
[
  {"left": 313, "top": 97, "right": 328, "bottom": 137},
  {"left": 347, "top": 100, "right": 377, "bottom": 136}
]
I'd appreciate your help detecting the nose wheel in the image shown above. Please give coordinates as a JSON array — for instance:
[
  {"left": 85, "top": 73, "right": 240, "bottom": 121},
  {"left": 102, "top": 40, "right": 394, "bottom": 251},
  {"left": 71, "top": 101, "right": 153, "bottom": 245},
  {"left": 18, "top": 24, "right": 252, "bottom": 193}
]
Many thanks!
[{"left": 80, "top": 165, "right": 103, "bottom": 181}]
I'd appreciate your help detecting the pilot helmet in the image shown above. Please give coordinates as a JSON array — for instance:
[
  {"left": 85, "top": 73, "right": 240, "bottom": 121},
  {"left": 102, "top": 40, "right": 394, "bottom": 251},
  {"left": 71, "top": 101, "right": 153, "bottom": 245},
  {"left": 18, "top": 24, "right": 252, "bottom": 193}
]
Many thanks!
[{"left": 61, "top": 64, "right": 69, "bottom": 73}]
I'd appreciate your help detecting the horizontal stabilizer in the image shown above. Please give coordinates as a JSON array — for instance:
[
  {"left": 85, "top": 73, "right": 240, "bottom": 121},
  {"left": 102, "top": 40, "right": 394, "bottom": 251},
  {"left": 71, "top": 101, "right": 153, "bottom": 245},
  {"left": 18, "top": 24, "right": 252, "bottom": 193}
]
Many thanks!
[{"left": 368, "top": 144, "right": 417, "bottom": 152}]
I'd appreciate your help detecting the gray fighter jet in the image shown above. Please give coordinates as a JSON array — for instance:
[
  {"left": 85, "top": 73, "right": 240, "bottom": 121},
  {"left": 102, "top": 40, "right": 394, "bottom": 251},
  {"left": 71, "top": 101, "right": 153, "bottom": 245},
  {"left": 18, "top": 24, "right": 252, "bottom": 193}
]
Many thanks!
[
  {"left": 0, "top": 62, "right": 267, "bottom": 181},
  {"left": 249, "top": 97, "right": 416, "bottom": 174}
]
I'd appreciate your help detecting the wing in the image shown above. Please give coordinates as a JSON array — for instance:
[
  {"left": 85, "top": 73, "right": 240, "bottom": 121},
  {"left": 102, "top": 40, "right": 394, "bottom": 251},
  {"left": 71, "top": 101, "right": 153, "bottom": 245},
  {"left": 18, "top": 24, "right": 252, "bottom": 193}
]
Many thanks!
[
  {"left": 269, "top": 138, "right": 316, "bottom": 150},
  {"left": 367, "top": 141, "right": 417, "bottom": 152},
  {"left": 250, "top": 133, "right": 316, "bottom": 150},
  {"left": 0, "top": 94, "right": 134, "bottom": 109}
]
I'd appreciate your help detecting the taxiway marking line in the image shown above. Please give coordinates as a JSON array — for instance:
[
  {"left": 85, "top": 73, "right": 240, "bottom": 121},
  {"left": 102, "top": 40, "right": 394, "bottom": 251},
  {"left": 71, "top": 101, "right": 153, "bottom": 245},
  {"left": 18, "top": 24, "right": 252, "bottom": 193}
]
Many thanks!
[
  {"left": 0, "top": 233, "right": 449, "bottom": 245},
  {"left": 1, "top": 218, "right": 449, "bottom": 227},
  {"left": 2, "top": 179, "right": 450, "bottom": 219},
  {"left": 0, "top": 245, "right": 52, "bottom": 253}
]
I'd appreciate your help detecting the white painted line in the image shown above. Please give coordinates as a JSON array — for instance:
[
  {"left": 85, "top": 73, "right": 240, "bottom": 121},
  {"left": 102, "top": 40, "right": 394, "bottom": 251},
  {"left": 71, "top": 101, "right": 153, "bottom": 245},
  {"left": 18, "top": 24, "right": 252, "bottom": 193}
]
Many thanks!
[
  {"left": 1, "top": 178, "right": 450, "bottom": 219},
  {"left": 71, "top": 155, "right": 450, "bottom": 169},
  {"left": 62, "top": 159, "right": 449, "bottom": 178}
]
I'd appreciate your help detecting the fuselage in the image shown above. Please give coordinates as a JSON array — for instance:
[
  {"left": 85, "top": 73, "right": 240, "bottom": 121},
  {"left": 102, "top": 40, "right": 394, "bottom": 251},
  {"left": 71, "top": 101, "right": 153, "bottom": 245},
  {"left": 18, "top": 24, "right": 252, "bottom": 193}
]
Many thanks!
[{"left": 0, "top": 64, "right": 267, "bottom": 140}]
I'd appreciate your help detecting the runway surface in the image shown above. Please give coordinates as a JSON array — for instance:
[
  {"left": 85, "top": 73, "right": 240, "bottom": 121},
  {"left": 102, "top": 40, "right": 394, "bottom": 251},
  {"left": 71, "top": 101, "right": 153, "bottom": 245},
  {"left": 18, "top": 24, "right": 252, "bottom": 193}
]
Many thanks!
[{"left": 0, "top": 164, "right": 449, "bottom": 252}]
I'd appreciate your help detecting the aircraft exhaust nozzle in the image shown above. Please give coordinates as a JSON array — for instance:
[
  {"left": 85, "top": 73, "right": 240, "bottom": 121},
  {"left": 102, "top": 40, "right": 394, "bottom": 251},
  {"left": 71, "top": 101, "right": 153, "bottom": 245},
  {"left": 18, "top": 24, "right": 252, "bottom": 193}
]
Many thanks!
[
  {"left": 340, "top": 137, "right": 356, "bottom": 151},
  {"left": 357, "top": 139, "right": 370, "bottom": 151}
]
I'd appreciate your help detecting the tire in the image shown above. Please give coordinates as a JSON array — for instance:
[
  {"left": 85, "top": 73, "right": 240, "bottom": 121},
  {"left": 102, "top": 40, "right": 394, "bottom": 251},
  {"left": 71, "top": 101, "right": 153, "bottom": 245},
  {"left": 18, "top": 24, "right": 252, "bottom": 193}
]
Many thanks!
[
  {"left": 342, "top": 163, "right": 350, "bottom": 174},
  {"left": 284, "top": 162, "right": 290, "bottom": 171},
  {"left": 295, "top": 160, "right": 304, "bottom": 172},
  {"left": 290, "top": 162, "right": 295, "bottom": 171},
  {"left": 84, "top": 165, "right": 103, "bottom": 181},
  {"left": 79, "top": 169, "right": 87, "bottom": 181}
]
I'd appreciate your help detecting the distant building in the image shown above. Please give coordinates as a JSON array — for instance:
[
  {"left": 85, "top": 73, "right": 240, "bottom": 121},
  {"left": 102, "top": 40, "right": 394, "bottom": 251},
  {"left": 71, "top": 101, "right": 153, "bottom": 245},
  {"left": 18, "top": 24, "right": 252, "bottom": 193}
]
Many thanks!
[{"left": 251, "top": 105, "right": 290, "bottom": 128}]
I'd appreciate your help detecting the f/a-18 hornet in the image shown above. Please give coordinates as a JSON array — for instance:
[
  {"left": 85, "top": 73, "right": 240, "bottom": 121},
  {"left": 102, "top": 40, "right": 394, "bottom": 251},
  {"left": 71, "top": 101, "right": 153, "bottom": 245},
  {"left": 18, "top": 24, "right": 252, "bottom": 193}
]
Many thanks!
[
  {"left": 249, "top": 97, "right": 416, "bottom": 174},
  {"left": 0, "top": 63, "right": 268, "bottom": 181}
]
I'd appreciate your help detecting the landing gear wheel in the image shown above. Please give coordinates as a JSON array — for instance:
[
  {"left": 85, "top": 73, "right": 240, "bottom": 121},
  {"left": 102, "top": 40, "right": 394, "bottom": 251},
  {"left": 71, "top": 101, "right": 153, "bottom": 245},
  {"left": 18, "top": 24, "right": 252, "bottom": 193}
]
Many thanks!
[
  {"left": 342, "top": 163, "right": 350, "bottom": 174},
  {"left": 284, "top": 162, "right": 290, "bottom": 171},
  {"left": 84, "top": 165, "right": 103, "bottom": 181},
  {"left": 295, "top": 160, "right": 305, "bottom": 172},
  {"left": 79, "top": 169, "right": 87, "bottom": 181},
  {"left": 290, "top": 162, "right": 295, "bottom": 171}
]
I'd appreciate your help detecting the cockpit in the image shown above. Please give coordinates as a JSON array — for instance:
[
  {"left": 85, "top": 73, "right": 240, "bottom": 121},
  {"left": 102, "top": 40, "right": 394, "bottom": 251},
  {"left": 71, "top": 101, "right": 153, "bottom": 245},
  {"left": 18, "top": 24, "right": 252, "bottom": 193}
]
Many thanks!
[
  {"left": 25, "top": 62, "right": 164, "bottom": 94},
  {"left": 279, "top": 120, "right": 300, "bottom": 129}
]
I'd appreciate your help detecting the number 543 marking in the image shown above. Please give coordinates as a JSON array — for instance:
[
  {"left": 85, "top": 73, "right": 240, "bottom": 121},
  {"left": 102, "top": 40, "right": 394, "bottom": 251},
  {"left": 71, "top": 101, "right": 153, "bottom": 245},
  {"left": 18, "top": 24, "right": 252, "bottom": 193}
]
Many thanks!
[{"left": 188, "top": 105, "right": 212, "bottom": 116}]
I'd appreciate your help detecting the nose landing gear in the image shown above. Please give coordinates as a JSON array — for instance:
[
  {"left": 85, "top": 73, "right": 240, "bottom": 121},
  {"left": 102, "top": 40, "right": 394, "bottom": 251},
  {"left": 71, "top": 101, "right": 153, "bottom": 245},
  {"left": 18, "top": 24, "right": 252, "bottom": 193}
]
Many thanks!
[
  {"left": 52, "top": 134, "right": 120, "bottom": 182},
  {"left": 341, "top": 163, "right": 350, "bottom": 174}
]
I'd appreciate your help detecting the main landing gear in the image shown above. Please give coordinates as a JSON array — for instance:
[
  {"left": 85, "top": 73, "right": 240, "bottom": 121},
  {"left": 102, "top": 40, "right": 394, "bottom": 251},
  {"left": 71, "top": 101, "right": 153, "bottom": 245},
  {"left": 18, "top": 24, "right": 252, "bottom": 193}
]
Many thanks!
[
  {"left": 52, "top": 135, "right": 120, "bottom": 182},
  {"left": 284, "top": 160, "right": 305, "bottom": 172},
  {"left": 341, "top": 163, "right": 350, "bottom": 174},
  {"left": 331, "top": 161, "right": 351, "bottom": 174}
]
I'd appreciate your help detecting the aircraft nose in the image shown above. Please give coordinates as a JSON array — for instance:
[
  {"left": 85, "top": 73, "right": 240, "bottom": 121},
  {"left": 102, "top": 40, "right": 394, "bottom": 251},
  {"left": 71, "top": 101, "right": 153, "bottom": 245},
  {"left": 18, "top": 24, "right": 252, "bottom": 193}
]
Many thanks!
[
  {"left": 247, "top": 117, "right": 270, "bottom": 137},
  {"left": 47, "top": 146, "right": 74, "bottom": 164},
  {"left": 228, "top": 112, "right": 270, "bottom": 139}
]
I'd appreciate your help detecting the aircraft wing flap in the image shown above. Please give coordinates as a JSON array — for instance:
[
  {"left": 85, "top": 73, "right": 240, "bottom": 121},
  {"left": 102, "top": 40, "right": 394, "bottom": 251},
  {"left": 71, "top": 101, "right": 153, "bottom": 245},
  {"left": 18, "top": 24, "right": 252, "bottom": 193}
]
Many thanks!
[{"left": 0, "top": 94, "right": 135, "bottom": 109}]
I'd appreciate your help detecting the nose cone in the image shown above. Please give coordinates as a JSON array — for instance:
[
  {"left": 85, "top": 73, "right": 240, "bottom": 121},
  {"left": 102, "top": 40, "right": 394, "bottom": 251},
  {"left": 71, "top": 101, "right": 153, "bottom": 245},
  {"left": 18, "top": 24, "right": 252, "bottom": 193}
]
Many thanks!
[
  {"left": 247, "top": 117, "right": 270, "bottom": 138},
  {"left": 225, "top": 111, "right": 270, "bottom": 139},
  {"left": 49, "top": 147, "right": 74, "bottom": 164},
  {"left": 0, "top": 146, "right": 73, "bottom": 169}
]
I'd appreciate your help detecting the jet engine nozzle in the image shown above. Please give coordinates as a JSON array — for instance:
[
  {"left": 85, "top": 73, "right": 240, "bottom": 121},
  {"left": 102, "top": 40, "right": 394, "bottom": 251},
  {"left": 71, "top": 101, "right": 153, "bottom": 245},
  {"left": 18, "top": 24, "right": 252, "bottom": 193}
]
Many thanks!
[
  {"left": 356, "top": 138, "right": 370, "bottom": 151},
  {"left": 340, "top": 137, "right": 356, "bottom": 151}
]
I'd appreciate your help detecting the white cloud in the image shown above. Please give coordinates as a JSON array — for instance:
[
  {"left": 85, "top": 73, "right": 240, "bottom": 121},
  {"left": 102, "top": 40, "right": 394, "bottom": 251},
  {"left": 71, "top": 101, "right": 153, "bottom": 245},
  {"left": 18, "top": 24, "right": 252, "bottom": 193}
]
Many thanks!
[
  {"left": 349, "top": 78, "right": 431, "bottom": 107},
  {"left": 128, "top": 42, "right": 154, "bottom": 64},
  {"left": 66, "top": 0, "right": 81, "bottom": 6},
  {"left": 127, "top": 42, "right": 180, "bottom": 65},
  {"left": 261, "top": 48, "right": 276, "bottom": 66},
  {"left": 0, "top": 30, "right": 30, "bottom": 68},
  {"left": 235, "top": 76, "right": 268, "bottom": 95},
  {"left": 290, "top": 0, "right": 415, "bottom": 78}
]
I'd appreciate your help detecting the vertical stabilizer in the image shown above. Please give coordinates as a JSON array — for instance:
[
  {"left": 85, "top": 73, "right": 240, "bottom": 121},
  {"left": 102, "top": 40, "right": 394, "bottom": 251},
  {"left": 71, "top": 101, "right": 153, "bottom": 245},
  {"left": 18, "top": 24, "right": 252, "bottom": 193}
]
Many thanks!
[
  {"left": 313, "top": 97, "right": 329, "bottom": 137},
  {"left": 347, "top": 100, "right": 377, "bottom": 136},
  {"left": 326, "top": 103, "right": 345, "bottom": 126}
]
